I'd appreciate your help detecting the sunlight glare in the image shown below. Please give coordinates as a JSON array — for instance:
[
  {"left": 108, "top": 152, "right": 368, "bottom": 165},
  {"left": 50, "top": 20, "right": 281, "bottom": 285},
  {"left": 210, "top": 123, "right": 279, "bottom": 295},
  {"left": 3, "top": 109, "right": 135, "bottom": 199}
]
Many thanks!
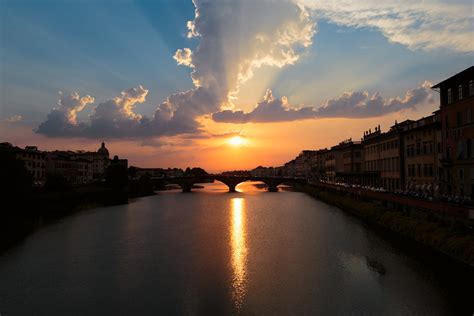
[{"left": 228, "top": 135, "right": 247, "bottom": 147}]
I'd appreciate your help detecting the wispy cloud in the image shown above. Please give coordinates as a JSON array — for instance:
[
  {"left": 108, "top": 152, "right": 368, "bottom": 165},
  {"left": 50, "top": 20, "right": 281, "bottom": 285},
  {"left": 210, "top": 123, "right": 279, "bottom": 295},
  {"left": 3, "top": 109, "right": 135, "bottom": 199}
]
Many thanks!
[{"left": 303, "top": 0, "right": 473, "bottom": 53}]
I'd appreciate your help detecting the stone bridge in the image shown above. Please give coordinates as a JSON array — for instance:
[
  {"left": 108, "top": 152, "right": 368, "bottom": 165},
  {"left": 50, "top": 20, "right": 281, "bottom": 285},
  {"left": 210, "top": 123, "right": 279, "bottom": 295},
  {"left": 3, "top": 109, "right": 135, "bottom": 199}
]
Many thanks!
[{"left": 149, "top": 175, "right": 306, "bottom": 193}]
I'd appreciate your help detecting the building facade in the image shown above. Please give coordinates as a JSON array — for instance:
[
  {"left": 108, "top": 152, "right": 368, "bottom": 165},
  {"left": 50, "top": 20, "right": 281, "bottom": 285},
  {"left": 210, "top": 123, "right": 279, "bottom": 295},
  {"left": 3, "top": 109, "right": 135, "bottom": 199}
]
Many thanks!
[
  {"left": 45, "top": 151, "right": 93, "bottom": 184},
  {"left": 325, "top": 144, "right": 344, "bottom": 182},
  {"left": 362, "top": 122, "right": 409, "bottom": 191},
  {"left": 337, "top": 140, "right": 364, "bottom": 184},
  {"left": 0, "top": 143, "right": 47, "bottom": 186},
  {"left": 433, "top": 66, "right": 474, "bottom": 198},
  {"left": 403, "top": 114, "right": 441, "bottom": 196}
]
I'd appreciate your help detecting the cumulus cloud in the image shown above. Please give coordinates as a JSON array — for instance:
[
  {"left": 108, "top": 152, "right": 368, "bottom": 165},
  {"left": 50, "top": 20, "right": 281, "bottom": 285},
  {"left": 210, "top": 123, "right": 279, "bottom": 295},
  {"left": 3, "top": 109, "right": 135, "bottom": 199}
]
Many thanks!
[
  {"left": 36, "top": 0, "right": 316, "bottom": 139},
  {"left": 212, "top": 81, "right": 435, "bottom": 123},
  {"left": 36, "top": 92, "right": 94, "bottom": 136},
  {"left": 153, "top": 0, "right": 316, "bottom": 127},
  {"left": 303, "top": 0, "right": 473, "bottom": 53}
]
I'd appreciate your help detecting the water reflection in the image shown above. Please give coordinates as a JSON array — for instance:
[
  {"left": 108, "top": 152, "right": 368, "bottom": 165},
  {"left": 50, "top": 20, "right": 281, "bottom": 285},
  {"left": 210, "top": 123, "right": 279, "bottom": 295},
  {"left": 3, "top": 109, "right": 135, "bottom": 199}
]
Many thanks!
[{"left": 230, "top": 197, "right": 247, "bottom": 311}]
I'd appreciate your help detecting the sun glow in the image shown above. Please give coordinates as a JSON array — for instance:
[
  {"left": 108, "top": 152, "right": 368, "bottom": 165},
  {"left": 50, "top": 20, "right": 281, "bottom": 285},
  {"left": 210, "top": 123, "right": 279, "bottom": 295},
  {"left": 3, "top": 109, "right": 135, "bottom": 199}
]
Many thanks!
[{"left": 228, "top": 135, "right": 247, "bottom": 147}]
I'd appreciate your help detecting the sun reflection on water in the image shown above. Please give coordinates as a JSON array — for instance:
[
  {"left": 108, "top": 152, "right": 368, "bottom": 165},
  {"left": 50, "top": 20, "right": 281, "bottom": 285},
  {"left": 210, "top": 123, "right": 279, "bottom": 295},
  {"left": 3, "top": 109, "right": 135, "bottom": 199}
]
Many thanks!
[{"left": 230, "top": 197, "right": 247, "bottom": 311}]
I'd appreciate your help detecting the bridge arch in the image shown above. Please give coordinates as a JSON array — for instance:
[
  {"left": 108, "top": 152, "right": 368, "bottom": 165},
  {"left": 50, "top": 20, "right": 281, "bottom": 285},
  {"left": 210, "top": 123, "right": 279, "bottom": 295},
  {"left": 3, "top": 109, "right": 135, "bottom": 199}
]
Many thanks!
[{"left": 213, "top": 176, "right": 252, "bottom": 192}]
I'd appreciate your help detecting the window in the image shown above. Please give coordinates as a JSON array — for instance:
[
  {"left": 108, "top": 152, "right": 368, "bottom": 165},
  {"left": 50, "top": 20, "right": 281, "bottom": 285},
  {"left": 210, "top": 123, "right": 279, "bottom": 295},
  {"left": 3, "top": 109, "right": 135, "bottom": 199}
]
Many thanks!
[
  {"left": 457, "top": 112, "right": 462, "bottom": 126},
  {"left": 467, "top": 139, "right": 472, "bottom": 159},
  {"left": 468, "top": 109, "right": 472, "bottom": 124},
  {"left": 470, "top": 80, "right": 474, "bottom": 96},
  {"left": 447, "top": 88, "right": 452, "bottom": 104},
  {"left": 457, "top": 140, "right": 465, "bottom": 159},
  {"left": 458, "top": 84, "right": 463, "bottom": 100}
]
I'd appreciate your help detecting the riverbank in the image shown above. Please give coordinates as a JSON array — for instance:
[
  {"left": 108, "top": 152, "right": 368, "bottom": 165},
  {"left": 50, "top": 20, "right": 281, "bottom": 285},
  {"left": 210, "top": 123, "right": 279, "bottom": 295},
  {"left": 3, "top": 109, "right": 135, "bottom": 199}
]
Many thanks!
[{"left": 296, "top": 183, "right": 474, "bottom": 266}]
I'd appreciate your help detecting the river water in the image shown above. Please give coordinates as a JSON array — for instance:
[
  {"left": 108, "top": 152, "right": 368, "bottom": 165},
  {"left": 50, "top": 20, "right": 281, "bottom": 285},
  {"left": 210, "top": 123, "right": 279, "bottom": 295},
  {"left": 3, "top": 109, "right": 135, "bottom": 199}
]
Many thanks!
[{"left": 0, "top": 182, "right": 472, "bottom": 315}]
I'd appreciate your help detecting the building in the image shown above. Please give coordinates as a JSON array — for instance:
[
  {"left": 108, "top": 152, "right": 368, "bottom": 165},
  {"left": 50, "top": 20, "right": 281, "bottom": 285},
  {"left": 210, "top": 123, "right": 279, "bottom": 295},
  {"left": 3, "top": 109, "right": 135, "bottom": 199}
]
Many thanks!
[
  {"left": 0, "top": 143, "right": 47, "bottom": 186},
  {"left": 294, "top": 151, "right": 314, "bottom": 178},
  {"left": 45, "top": 151, "right": 93, "bottom": 184},
  {"left": 337, "top": 140, "right": 364, "bottom": 184},
  {"left": 283, "top": 159, "right": 296, "bottom": 177},
  {"left": 111, "top": 155, "right": 128, "bottom": 169},
  {"left": 325, "top": 144, "right": 344, "bottom": 182},
  {"left": 432, "top": 66, "right": 474, "bottom": 198},
  {"left": 251, "top": 166, "right": 270, "bottom": 177},
  {"left": 163, "top": 168, "right": 184, "bottom": 178},
  {"left": 133, "top": 168, "right": 165, "bottom": 180},
  {"left": 307, "top": 149, "right": 328, "bottom": 180},
  {"left": 80, "top": 142, "right": 111, "bottom": 180},
  {"left": 402, "top": 114, "right": 441, "bottom": 196},
  {"left": 362, "top": 121, "right": 411, "bottom": 191}
]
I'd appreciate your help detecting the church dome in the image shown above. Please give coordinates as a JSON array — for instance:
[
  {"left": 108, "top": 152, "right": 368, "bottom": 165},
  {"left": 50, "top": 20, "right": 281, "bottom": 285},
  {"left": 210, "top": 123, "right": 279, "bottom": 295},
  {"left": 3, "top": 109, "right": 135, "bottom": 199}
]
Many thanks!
[{"left": 97, "top": 142, "right": 109, "bottom": 157}]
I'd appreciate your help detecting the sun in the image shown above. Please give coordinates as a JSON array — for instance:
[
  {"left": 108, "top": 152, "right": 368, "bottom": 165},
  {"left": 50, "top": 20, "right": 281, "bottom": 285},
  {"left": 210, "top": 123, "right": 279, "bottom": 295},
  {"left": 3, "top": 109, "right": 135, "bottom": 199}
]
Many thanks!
[{"left": 228, "top": 135, "right": 247, "bottom": 147}]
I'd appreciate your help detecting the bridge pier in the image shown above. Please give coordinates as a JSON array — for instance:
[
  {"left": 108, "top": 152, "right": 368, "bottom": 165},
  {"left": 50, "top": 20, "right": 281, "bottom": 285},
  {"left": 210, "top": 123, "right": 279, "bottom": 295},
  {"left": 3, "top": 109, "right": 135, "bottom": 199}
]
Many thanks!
[
  {"left": 228, "top": 183, "right": 237, "bottom": 192},
  {"left": 180, "top": 183, "right": 192, "bottom": 193},
  {"left": 263, "top": 179, "right": 281, "bottom": 192},
  {"left": 267, "top": 184, "right": 279, "bottom": 192},
  {"left": 172, "top": 179, "right": 196, "bottom": 193}
]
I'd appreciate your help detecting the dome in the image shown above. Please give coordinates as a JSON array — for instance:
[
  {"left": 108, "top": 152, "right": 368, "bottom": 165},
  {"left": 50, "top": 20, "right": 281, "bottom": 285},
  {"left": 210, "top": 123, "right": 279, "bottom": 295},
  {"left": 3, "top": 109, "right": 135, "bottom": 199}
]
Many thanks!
[{"left": 97, "top": 142, "right": 109, "bottom": 157}]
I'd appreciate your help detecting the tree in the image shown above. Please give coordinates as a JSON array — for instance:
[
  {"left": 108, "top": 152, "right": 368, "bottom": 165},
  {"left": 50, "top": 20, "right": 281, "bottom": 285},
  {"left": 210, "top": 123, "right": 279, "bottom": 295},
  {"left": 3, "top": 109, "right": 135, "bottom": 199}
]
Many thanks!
[{"left": 184, "top": 167, "right": 208, "bottom": 177}]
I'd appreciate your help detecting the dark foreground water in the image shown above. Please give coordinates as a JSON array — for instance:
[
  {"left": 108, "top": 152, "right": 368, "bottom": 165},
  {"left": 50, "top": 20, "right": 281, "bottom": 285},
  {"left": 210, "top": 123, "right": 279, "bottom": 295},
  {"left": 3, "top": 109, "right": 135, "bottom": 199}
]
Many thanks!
[{"left": 0, "top": 182, "right": 472, "bottom": 315}]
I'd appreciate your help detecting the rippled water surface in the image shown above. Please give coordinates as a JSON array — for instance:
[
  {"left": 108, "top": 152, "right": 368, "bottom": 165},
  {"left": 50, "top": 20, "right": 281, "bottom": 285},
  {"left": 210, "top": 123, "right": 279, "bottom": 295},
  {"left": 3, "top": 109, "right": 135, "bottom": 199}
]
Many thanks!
[{"left": 0, "top": 182, "right": 472, "bottom": 315}]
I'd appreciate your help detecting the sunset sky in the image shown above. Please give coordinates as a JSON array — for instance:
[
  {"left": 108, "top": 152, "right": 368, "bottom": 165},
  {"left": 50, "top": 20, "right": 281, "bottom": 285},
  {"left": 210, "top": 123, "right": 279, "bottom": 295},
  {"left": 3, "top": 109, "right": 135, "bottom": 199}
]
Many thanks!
[{"left": 1, "top": 0, "right": 473, "bottom": 172}]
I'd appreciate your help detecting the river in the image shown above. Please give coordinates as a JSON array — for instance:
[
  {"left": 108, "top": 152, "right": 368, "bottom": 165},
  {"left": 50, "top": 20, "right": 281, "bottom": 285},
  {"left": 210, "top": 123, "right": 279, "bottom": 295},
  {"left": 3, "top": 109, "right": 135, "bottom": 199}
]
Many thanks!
[{"left": 0, "top": 182, "right": 472, "bottom": 315}]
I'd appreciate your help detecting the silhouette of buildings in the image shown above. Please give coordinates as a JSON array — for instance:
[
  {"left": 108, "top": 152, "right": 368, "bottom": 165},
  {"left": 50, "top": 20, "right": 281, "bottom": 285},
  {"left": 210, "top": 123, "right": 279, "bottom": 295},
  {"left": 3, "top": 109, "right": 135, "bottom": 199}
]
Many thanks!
[
  {"left": 111, "top": 155, "right": 128, "bottom": 169},
  {"left": 131, "top": 167, "right": 184, "bottom": 180},
  {"left": 0, "top": 143, "right": 47, "bottom": 186},
  {"left": 274, "top": 66, "right": 473, "bottom": 199},
  {"left": 44, "top": 142, "right": 115, "bottom": 184},
  {"left": 79, "top": 142, "right": 111, "bottom": 180},
  {"left": 0, "top": 142, "right": 127, "bottom": 186},
  {"left": 45, "top": 151, "right": 93, "bottom": 184}
]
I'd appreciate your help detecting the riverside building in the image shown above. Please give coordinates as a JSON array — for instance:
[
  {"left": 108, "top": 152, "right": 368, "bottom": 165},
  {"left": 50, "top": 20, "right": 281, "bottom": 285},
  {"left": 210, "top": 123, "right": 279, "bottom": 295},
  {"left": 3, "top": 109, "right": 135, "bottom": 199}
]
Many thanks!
[{"left": 432, "top": 66, "right": 474, "bottom": 198}]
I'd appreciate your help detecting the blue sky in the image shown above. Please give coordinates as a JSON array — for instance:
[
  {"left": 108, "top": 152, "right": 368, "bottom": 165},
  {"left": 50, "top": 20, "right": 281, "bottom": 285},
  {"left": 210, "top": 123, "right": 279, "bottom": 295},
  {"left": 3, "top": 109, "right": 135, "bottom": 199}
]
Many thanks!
[{"left": 1, "top": 0, "right": 196, "bottom": 120}]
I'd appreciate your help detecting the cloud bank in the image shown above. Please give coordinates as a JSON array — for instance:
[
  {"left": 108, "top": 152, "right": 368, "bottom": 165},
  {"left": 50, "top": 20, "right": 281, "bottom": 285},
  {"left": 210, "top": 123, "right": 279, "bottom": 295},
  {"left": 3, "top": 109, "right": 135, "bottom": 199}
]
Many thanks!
[
  {"left": 303, "top": 0, "right": 473, "bottom": 53},
  {"left": 36, "top": 0, "right": 316, "bottom": 138},
  {"left": 212, "top": 81, "right": 435, "bottom": 123},
  {"left": 36, "top": 0, "right": 470, "bottom": 139}
]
